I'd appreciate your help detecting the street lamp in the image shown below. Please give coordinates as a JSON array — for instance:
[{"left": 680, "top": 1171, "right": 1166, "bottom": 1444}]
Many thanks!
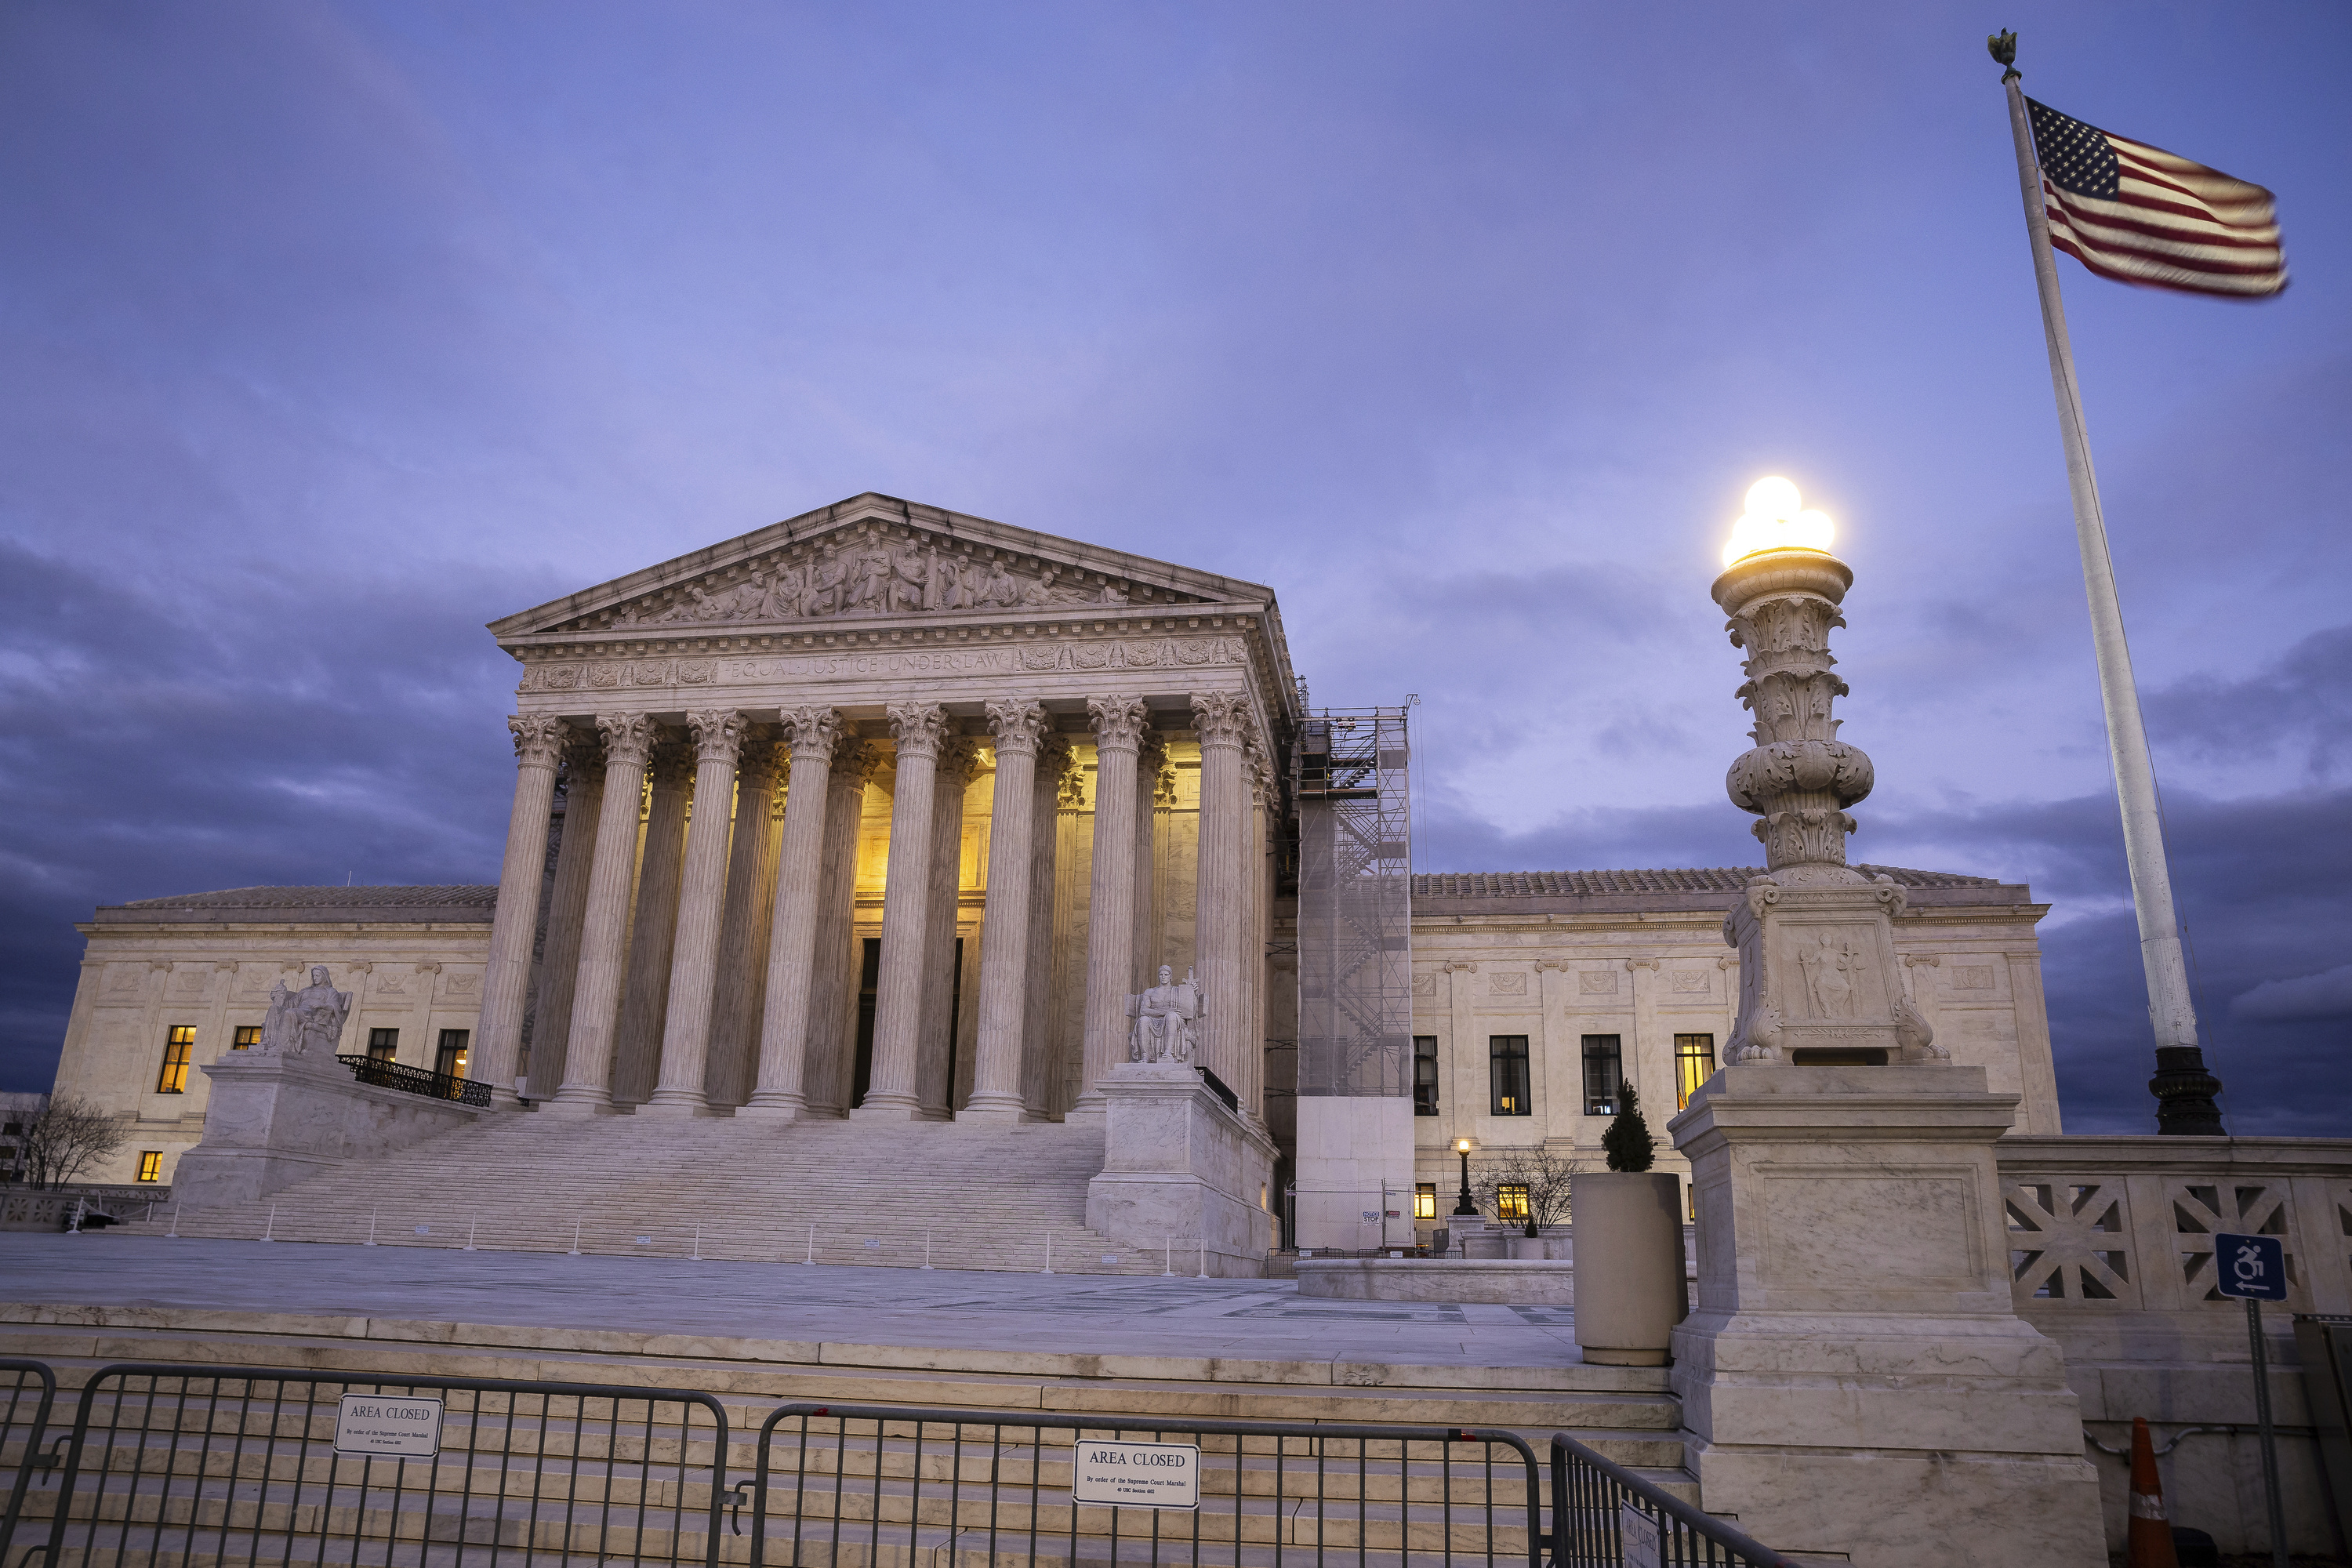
[{"left": 1451, "top": 1138, "right": 1479, "bottom": 1217}]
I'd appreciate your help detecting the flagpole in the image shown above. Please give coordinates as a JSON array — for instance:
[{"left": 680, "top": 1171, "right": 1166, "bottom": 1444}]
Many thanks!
[{"left": 1992, "top": 38, "right": 2223, "bottom": 1134}]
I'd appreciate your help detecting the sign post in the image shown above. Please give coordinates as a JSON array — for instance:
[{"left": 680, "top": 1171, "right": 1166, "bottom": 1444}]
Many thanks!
[{"left": 2213, "top": 1232, "right": 2289, "bottom": 1568}]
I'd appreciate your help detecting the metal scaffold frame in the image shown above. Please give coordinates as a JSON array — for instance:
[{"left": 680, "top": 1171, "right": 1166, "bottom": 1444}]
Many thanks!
[{"left": 1292, "top": 705, "right": 1412, "bottom": 1098}]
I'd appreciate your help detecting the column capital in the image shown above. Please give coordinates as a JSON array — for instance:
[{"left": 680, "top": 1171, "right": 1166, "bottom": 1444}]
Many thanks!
[
  {"left": 1138, "top": 729, "right": 1171, "bottom": 773},
  {"left": 887, "top": 702, "right": 951, "bottom": 762},
  {"left": 782, "top": 705, "right": 848, "bottom": 761},
  {"left": 561, "top": 727, "right": 605, "bottom": 775},
  {"left": 648, "top": 735, "right": 697, "bottom": 786},
  {"left": 834, "top": 739, "right": 884, "bottom": 790},
  {"left": 1189, "top": 691, "right": 1255, "bottom": 750},
  {"left": 739, "top": 734, "right": 788, "bottom": 790},
  {"left": 938, "top": 734, "right": 984, "bottom": 790},
  {"left": 1039, "top": 733, "right": 1077, "bottom": 785},
  {"left": 1087, "top": 695, "right": 1150, "bottom": 750},
  {"left": 510, "top": 714, "right": 571, "bottom": 768},
  {"left": 595, "top": 713, "right": 657, "bottom": 768},
  {"left": 687, "top": 710, "right": 749, "bottom": 766},
  {"left": 985, "top": 698, "right": 1050, "bottom": 758},
  {"left": 1624, "top": 956, "right": 1662, "bottom": 971}
]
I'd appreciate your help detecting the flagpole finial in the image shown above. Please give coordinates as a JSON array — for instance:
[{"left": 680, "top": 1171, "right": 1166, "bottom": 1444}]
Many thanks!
[{"left": 1987, "top": 30, "right": 2020, "bottom": 84}]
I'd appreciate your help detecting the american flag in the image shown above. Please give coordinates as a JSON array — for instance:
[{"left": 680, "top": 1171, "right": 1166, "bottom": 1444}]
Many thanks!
[{"left": 2026, "top": 98, "right": 2286, "bottom": 298}]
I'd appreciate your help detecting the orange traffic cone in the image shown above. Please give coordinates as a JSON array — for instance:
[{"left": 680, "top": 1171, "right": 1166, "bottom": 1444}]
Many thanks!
[{"left": 2126, "top": 1417, "right": 2179, "bottom": 1568}]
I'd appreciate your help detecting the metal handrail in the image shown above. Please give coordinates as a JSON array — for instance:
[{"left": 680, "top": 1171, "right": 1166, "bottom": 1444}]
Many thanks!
[
  {"left": 336, "top": 1054, "right": 492, "bottom": 1107},
  {"left": 1548, "top": 1431, "right": 1793, "bottom": 1567}
]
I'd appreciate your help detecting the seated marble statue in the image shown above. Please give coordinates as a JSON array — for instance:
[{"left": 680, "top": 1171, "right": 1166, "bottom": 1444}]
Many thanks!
[
  {"left": 259, "top": 965, "right": 354, "bottom": 1058},
  {"left": 1126, "top": 964, "right": 1203, "bottom": 1064}
]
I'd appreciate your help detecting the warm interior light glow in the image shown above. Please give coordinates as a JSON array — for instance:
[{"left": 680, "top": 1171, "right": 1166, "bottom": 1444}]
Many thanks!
[
  {"left": 1455, "top": 1138, "right": 1472, "bottom": 1153},
  {"left": 1722, "top": 475, "right": 1835, "bottom": 566}
]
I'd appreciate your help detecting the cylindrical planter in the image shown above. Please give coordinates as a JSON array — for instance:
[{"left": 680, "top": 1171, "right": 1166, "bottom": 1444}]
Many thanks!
[
  {"left": 1570, "top": 1172, "right": 1690, "bottom": 1366},
  {"left": 1508, "top": 1234, "right": 1546, "bottom": 1260}
]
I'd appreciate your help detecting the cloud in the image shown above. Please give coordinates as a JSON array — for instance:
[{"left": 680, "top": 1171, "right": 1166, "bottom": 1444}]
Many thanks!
[{"left": 2233, "top": 964, "right": 2352, "bottom": 1023}]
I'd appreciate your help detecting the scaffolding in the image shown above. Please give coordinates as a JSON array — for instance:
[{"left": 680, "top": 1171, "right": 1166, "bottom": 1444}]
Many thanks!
[{"left": 1292, "top": 705, "right": 1413, "bottom": 1098}]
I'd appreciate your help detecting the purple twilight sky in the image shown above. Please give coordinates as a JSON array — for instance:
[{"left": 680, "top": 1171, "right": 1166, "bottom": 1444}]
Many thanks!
[{"left": 2, "top": 2, "right": 2346, "bottom": 1134}]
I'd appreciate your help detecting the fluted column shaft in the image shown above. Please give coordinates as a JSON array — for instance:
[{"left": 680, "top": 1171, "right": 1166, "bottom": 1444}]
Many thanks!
[
  {"left": 1071, "top": 695, "right": 1149, "bottom": 1118},
  {"left": 966, "top": 702, "right": 1047, "bottom": 1121},
  {"left": 1022, "top": 737, "right": 1074, "bottom": 1118},
  {"left": 1132, "top": 735, "right": 1166, "bottom": 989},
  {"left": 474, "top": 716, "right": 570, "bottom": 1105},
  {"left": 1243, "top": 745, "right": 1274, "bottom": 1124},
  {"left": 527, "top": 743, "right": 605, "bottom": 1099},
  {"left": 1192, "top": 693, "right": 1253, "bottom": 1102},
  {"left": 742, "top": 709, "right": 845, "bottom": 1119},
  {"left": 547, "top": 714, "right": 655, "bottom": 1114},
  {"left": 644, "top": 710, "right": 747, "bottom": 1116},
  {"left": 611, "top": 741, "right": 693, "bottom": 1105},
  {"left": 855, "top": 704, "right": 948, "bottom": 1119},
  {"left": 703, "top": 737, "right": 785, "bottom": 1107},
  {"left": 916, "top": 738, "right": 982, "bottom": 1118},
  {"left": 806, "top": 742, "right": 877, "bottom": 1116}
]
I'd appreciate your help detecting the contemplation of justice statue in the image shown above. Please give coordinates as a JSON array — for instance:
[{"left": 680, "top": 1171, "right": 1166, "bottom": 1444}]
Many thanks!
[
  {"left": 257, "top": 965, "right": 354, "bottom": 1058},
  {"left": 1125, "top": 964, "right": 1204, "bottom": 1064}
]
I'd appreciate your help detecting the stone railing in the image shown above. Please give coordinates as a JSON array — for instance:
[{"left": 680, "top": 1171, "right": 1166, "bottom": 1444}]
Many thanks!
[{"left": 1996, "top": 1134, "right": 2352, "bottom": 1556}]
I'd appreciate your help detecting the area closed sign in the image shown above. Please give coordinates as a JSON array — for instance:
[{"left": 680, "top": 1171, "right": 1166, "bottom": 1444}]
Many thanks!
[
  {"left": 1071, "top": 1439, "right": 1200, "bottom": 1509},
  {"left": 332, "top": 1394, "right": 443, "bottom": 1457}
]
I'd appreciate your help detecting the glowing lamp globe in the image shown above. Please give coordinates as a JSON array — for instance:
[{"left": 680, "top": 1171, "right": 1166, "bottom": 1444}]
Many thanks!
[{"left": 1722, "top": 476, "right": 1835, "bottom": 567}]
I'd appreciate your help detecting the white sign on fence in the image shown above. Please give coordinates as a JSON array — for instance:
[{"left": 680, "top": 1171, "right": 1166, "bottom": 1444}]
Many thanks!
[
  {"left": 1618, "top": 1501, "right": 1662, "bottom": 1568},
  {"left": 1070, "top": 1438, "right": 1200, "bottom": 1510},
  {"left": 332, "top": 1394, "right": 442, "bottom": 1457}
]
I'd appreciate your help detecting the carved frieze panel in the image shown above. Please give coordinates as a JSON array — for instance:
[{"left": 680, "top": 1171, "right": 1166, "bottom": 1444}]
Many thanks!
[
  {"left": 1670, "top": 969, "right": 1711, "bottom": 995},
  {"left": 517, "top": 636, "right": 1250, "bottom": 695},
  {"left": 1488, "top": 971, "right": 1527, "bottom": 996},
  {"left": 1953, "top": 964, "right": 1997, "bottom": 990},
  {"left": 1410, "top": 973, "right": 1437, "bottom": 997},
  {"left": 1577, "top": 971, "right": 1617, "bottom": 995}
]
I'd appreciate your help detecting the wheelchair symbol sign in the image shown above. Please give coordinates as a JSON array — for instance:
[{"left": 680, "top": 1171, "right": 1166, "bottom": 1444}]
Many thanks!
[{"left": 2212, "top": 1232, "right": 2287, "bottom": 1302}]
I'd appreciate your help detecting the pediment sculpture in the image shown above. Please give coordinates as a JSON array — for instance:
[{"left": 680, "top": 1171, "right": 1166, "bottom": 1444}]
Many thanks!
[
  {"left": 1127, "top": 964, "right": 1203, "bottom": 1064},
  {"left": 581, "top": 529, "right": 1200, "bottom": 633},
  {"left": 258, "top": 965, "right": 353, "bottom": 1058}
]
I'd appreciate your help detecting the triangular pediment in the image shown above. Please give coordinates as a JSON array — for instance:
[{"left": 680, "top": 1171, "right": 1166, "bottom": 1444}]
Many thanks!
[{"left": 491, "top": 493, "right": 1269, "bottom": 641}]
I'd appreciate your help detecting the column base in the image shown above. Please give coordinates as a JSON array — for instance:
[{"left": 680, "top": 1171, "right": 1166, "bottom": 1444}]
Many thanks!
[
  {"left": 538, "top": 1091, "right": 630, "bottom": 1118},
  {"left": 956, "top": 1093, "right": 1027, "bottom": 1124},
  {"left": 849, "top": 1095, "right": 926, "bottom": 1122},
  {"left": 636, "top": 1093, "right": 719, "bottom": 1119},
  {"left": 734, "top": 1096, "right": 808, "bottom": 1123},
  {"left": 1064, "top": 1094, "right": 1108, "bottom": 1123}
]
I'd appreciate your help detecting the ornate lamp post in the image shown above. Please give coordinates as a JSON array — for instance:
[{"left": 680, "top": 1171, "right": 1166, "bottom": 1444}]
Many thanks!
[{"left": 1451, "top": 1137, "right": 1479, "bottom": 1217}]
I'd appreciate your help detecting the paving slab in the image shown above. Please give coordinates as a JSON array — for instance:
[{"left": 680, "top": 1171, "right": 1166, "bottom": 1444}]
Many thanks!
[{"left": 3, "top": 1233, "right": 1585, "bottom": 1370}]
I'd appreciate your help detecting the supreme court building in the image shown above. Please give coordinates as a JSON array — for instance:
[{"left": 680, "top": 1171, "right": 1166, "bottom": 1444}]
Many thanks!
[{"left": 42, "top": 494, "right": 2065, "bottom": 1254}]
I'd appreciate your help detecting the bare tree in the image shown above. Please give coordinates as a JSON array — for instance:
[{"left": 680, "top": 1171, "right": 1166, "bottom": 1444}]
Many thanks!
[
  {"left": 20, "top": 1095, "right": 129, "bottom": 1189},
  {"left": 1474, "top": 1147, "right": 1581, "bottom": 1236}
]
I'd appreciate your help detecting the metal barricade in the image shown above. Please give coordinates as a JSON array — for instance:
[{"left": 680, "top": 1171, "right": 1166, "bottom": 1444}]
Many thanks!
[
  {"left": 752, "top": 1401, "right": 1543, "bottom": 1566},
  {"left": 31, "top": 1362, "right": 730, "bottom": 1567},
  {"left": 1, "top": 1358, "right": 59, "bottom": 1560},
  {"left": 1545, "top": 1432, "right": 1788, "bottom": 1568}
]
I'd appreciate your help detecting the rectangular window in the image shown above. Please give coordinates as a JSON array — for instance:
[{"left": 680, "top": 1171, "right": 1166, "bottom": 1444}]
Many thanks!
[
  {"left": 136, "top": 1152, "right": 162, "bottom": 1183},
  {"left": 1581, "top": 1035, "right": 1623, "bottom": 1116},
  {"left": 1675, "top": 1033, "right": 1717, "bottom": 1111},
  {"left": 1412, "top": 1036, "right": 1440, "bottom": 1116},
  {"left": 1495, "top": 1183, "right": 1530, "bottom": 1221},
  {"left": 232, "top": 1025, "right": 261, "bottom": 1051},
  {"left": 156, "top": 1026, "right": 195, "bottom": 1093},
  {"left": 1414, "top": 1183, "right": 1437, "bottom": 1220},
  {"left": 366, "top": 1029, "right": 398, "bottom": 1063},
  {"left": 434, "top": 1029, "right": 470, "bottom": 1080},
  {"left": 1488, "top": 1036, "right": 1532, "bottom": 1116}
]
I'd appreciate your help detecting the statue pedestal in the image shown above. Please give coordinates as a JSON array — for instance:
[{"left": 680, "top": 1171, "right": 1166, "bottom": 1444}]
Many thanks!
[
  {"left": 173, "top": 1051, "right": 486, "bottom": 1208},
  {"left": 1667, "top": 1064, "right": 2103, "bottom": 1566},
  {"left": 1085, "top": 1062, "right": 1277, "bottom": 1276}
]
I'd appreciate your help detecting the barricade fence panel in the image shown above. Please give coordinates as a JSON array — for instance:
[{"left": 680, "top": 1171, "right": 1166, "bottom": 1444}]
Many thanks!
[
  {"left": 2, "top": 1357, "right": 60, "bottom": 1559},
  {"left": 31, "top": 1363, "right": 729, "bottom": 1567},
  {"left": 753, "top": 1402, "right": 1542, "bottom": 1567},
  {"left": 1547, "top": 1433, "right": 1791, "bottom": 1568}
]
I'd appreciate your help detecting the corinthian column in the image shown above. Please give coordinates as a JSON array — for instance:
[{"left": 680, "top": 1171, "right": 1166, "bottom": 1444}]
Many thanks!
[
  {"left": 1022, "top": 735, "right": 1075, "bottom": 1118},
  {"left": 1191, "top": 691, "right": 1253, "bottom": 1102},
  {"left": 806, "top": 740, "right": 879, "bottom": 1116},
  {"left": 1069, "top": 695, "right": 1149, "bottom": 1120},
  {"left": 703, "top": 735, "right": 786, "bottom": 1108},
  {"left": 546, "top": 713, "right": 655, "bottom": 1115},
  {"left": 1132, "top": 732, "right": 1167, "bottom": 988},
  {"left": 611, "top": 738, "right": 693, "bottom": 1105},
  {"left": 916, "top": 735, "right": 982, "bottom": 1118},
  {"left": 473, "top": 714, "right": 569, "bottom": 1105},
  {"left": 854, "top": 702, "right": 948, "bottom": 1120},
  {"left": 964, "top": 700, "right": 1047, "bottom": 1122},
  {"left": 642, "top": 710, "right": 747, "bottom": 1116},
  {"left": 1242, "top": 739, "right": 1275, "bottom": 1124},
  {"left": 527, "top": 734, "right": 605, "bottom": 1099},
  {"left": 742, "top": 706, "right": 845, "bottom": 1120}
]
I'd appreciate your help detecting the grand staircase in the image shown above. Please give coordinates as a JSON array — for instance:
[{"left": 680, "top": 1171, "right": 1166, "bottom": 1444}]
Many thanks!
[{"left": 114, "top": 1113, "right": 1173, "bottom": 1275}]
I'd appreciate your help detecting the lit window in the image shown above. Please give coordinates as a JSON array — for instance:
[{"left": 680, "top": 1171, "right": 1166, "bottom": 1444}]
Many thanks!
[
  {"left": 231, "top": 1026, "right": 261, "bottom": 1051},
  {"left": 136, "top": 1152, "right": 162, "bottom": 1183},
  {"left": 156, "top": 1027, "right": 195, "bottom": 1093},
  {"left": 366, "top": 1029, "right": 399, "bottom": 1063},
  {"left": 1414, "top": 1183, "right": 1437, "bottom": 1220},
  {"left": 1413, "top": 1036, "right": 1439, "bottom": 1116},
  {"left": 435, "top": 1029, "right": 470, "bottom": 1082},
  {"left": 1488, "top": 1036, "right": 1531, "bottom": 1116},
  {"left": 1496, "top": 1183, "right": 1530, "bottom": 1221},
  {"left": 1675, "top": 1033, "right": 1717, "bottom": 1111},
  {"left": 1581, "top": 1036, "right": 1622, "bottom": 1116}
]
